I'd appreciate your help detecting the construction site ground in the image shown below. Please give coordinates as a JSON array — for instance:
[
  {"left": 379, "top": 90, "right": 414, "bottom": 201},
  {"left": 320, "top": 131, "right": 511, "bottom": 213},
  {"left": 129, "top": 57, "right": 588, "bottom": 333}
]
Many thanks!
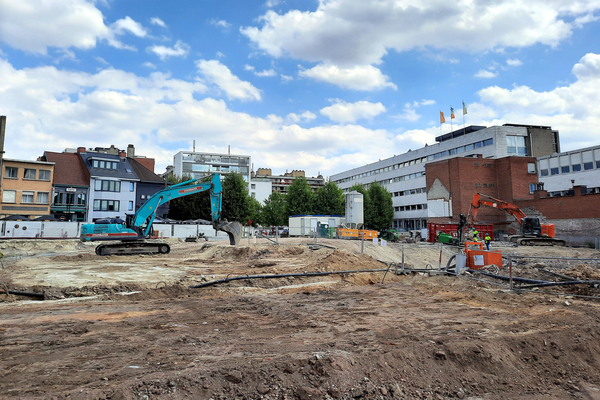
[{"left": 1, "top": 237, "right": 600, "bottom": 400}]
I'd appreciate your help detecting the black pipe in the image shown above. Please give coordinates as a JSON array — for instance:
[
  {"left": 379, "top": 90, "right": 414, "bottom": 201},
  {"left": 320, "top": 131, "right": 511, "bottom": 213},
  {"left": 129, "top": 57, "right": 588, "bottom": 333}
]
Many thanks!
[
  {"left": 469, "top": 269, "right": 551, "bottom": 285},
  {"left": 0, "top": 289, "right": 44, "bottom": 299},
  {"left": 190, "top": 269, "right": 390, "bottom": 289},
  {"left": 519, "top": 280, "right": 600, "bottom": 289}
]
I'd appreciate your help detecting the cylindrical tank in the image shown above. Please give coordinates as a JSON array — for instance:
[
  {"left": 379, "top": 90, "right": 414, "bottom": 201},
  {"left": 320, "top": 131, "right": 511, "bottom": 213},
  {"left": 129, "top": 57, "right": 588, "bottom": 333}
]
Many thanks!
[{"left": 345, "top": 191, "right": 364, "bottom": 227}]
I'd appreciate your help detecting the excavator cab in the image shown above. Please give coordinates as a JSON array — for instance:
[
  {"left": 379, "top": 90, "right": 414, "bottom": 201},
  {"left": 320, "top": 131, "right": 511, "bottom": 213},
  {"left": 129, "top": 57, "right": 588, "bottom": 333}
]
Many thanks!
[{"left": 521, "top": 217, "right": 541, "bottom": 236}]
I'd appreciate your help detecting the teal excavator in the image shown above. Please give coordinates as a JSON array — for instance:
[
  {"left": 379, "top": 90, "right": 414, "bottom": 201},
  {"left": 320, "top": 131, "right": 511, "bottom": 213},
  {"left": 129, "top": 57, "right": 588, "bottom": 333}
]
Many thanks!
[{"left": 80, "top": 174, "right": 242, "bottom": 255}]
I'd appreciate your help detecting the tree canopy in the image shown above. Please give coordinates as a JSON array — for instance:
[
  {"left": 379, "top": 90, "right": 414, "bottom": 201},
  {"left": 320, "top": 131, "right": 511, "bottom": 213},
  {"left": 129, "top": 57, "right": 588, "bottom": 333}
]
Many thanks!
[
  {"left": 221, "top": 172, "right": 251, "bottom": 223},
  {"left": 286, "top": 176, "right": 314, "bottom": 216},
  {"left": 367, "top": 182, "right": 394, "bottom": 231},
  {"left": 166, "top": 175, "right": 212, "bottom": 221},
  {"left": 262, "top": 191, "right": 288, "bottom": 226},
  {"left": 314, "top": 181, "right": 345, "bottom": 216}
]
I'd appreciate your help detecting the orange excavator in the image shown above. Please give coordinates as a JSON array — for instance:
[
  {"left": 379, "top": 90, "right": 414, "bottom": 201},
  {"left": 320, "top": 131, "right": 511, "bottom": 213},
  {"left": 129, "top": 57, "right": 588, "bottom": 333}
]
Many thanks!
[{"left": 467, "top": 193, "right": 565, "bottom": 246}]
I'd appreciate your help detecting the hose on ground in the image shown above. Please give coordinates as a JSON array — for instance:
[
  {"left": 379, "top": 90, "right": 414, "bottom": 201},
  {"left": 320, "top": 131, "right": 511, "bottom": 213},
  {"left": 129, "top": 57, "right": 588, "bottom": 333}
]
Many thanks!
[
  {"left": 190, "top": 268, "right": 390, "bottom": 289},
  {"left": 0, "top": 289, "right": 45, "bottom": 299}
]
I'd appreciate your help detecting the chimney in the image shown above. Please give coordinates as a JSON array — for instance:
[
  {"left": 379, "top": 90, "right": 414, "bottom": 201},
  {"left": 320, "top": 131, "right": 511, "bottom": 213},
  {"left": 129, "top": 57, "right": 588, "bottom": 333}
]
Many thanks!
[
  {"left": 119, "top": 152, "right": 126, "bottom": 158},
  {"left": 77, "top": 147, "right": 86, "bottom": 153},
  {"left": 127, "top": 144, "right": 135, "bottom": 157}
]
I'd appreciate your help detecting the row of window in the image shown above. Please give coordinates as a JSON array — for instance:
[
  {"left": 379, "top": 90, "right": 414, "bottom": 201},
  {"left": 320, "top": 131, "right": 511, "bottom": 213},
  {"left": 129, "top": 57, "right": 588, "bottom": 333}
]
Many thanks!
[
  {"left": 3, "top": 190, "right": 49, "bottom": 204},
  {"left": 54, "top": 193, "right": 86, "bottom": 205},
  {"left": 335, "top": 138, "right": 494, "bottom": 184},
  {"left": 5, "top": 167, "right": 51, "bottom": 181},
  {"left": 93, "top": 200, "right": 134, "bottom": 212},
  {"left": 394, "top": 204, "right": 428, "bottom": 212},
  {"left": 92, "top": 159, "right": 119, "bottom": 170},
  {"left": 188, "top": 164, "right": 250, "bottom": 174},
  {"left": 182, "top": 155, "right": 250, "bottom": 165},
  {"left": 392, "top": 218, "right": 428, "bottom": 231},
  {"left": 540, "top": 161, "right": 600, "bottom": 176},
  {"left": 393, "top": 187, "right": 426, "bottom": 197}
]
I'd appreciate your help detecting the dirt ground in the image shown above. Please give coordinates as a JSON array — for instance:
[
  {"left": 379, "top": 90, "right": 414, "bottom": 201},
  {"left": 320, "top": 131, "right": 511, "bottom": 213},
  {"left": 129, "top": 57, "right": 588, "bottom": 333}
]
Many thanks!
[{"left": 1, "top": 237, "right": 600, "bottom": 400}]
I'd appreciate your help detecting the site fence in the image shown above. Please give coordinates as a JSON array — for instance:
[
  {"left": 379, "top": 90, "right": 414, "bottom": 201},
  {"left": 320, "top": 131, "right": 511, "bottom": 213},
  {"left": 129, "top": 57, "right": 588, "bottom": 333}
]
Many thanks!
[{"left": 0, "top": 221, "right": 231, "bottom": 241}]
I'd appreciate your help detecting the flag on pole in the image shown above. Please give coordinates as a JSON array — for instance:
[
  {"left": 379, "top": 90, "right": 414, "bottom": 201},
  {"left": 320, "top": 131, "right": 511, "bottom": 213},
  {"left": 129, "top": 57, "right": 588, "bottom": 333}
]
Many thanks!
[
  {"left": 440, "top": 111, "right": 445, "bottom": 124},
  {"left": 450, "top": 107, "right": 455, "bottom": 119},
  {"left": 462, "top": 101, "right": 468, "bottom": 115}
]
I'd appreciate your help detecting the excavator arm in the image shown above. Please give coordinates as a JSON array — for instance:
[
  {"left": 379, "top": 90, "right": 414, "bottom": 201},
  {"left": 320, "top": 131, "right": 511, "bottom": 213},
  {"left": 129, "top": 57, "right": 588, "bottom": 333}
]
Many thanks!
[
  {"left": 467, "top": 193, "right": 527, "bottom": 225},
  {"left": 129, "top": 174, "right": 223, "bottom": 237}
]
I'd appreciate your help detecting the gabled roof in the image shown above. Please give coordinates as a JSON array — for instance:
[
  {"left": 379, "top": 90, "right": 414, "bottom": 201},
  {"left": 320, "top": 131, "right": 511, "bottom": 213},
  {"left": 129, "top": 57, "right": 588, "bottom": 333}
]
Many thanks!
[
  {"left": 127, "top": 157, "right": 166, "bottom": 183},
  {"left": 42, "top": 151, "right": 90, "bottom": 186}
]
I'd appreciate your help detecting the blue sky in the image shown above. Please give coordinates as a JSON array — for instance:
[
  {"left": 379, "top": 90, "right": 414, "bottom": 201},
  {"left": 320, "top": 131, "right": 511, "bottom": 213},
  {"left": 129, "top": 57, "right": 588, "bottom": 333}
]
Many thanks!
[{"left": 1, "top": 0, "right": 600, "bottom": 178}]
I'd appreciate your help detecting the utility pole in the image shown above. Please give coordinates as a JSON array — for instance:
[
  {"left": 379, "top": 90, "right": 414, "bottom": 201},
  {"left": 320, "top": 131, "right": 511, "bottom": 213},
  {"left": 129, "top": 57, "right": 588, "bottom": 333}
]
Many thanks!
[{"left": 0, "top": 116, "right": 6, "bottom": 192}]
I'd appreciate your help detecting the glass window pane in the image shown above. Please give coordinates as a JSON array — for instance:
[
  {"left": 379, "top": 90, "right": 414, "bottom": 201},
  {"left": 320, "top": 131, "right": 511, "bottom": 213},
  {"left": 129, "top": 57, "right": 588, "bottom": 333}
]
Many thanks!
[{"left": 572, "top": 164, "right": 581, "bottom": 172}]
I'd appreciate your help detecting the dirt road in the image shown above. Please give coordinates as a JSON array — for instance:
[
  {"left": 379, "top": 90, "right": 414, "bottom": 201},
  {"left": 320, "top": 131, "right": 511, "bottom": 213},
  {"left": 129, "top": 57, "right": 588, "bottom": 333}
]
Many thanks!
[{"left": 1, "top": 238, "right": 600, "bottom": 399}]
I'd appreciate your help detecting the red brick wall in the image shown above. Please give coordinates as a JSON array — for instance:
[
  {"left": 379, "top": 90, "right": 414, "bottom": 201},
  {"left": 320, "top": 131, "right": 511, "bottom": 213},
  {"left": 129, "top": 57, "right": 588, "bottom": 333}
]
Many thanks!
[
  {"left": 514, "top": 187, "right": 600, "bottom": 219},
  {"left": 134, "top": 157, "right": 155, "bottom": 173}
]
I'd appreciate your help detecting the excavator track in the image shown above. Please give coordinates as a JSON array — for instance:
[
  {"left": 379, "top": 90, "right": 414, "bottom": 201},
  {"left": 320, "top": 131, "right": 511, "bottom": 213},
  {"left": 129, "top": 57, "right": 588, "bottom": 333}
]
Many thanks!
[{"left": 95, "top": 241, "right": 171, "bottom": 256}]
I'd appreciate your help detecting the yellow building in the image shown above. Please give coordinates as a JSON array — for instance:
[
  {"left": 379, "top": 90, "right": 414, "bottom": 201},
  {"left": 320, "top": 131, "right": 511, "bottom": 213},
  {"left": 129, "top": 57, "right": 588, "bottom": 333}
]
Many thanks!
[{"left": 1, "top": 158, "right": 55, "bottom": 219}]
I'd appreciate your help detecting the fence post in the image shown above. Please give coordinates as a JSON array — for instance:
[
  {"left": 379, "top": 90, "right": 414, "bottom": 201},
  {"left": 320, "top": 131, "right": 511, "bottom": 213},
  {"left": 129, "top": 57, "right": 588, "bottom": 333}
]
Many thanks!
[
  {"left": 361, "top": 232, "right": 364, "bottom": 254},
  {"left": 508, "top": 254, "right": 513, "bottom": 291}
]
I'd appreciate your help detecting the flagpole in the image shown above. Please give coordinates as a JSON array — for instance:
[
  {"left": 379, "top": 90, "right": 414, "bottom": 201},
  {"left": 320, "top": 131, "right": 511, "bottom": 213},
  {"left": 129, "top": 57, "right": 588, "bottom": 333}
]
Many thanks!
[{"left": 450, "top": 106, "right": 453, "bottom": 133}]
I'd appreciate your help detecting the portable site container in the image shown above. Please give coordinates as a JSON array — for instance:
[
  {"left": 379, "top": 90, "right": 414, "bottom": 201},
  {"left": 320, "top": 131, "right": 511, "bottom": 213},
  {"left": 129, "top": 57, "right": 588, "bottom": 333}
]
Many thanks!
[
  {"left": 427, "top": 222, "right": 494, "bottom": 243},
  {"left": 288, "top": 215, "right": 345, "bottom": 237}
]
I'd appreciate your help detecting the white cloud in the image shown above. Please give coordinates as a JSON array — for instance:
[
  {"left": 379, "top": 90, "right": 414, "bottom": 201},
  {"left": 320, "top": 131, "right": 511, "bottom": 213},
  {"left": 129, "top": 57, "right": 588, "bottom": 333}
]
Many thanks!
[
  {"left": 147, "top": 40, "right": 190, "bottom": 60},
  {"left": 245, "top": 64, "right": 276, "bottom": 77},
  {"left": 210, "top": 19, "right": 231, "bottom": 29},
  {"left": 0, "top": 58, "right": 408, "bottom": 178},
  {"left": 111, "top": 16, "right": 148, "bottom": 38},
  {"left": 572, "top": 53, "right": 600, "bottom": 80},
  {"left": 0, "top": 0, "right": 108, "bottom": 54},
  {"left": 265, "top": 0, "right": 281, "bottom": 8},
  {"left": 150, "top": 17, "right": 167, "bottom": 28},
  {"left": 320, "top": 100, "right": 386, "bottom": 123},
  {"left": 196, "top": 60, "right": 262, "bottom": 101},
  {"left": 474, "top": 53, "right": 600, "bottom": 150},
  {"left": 143, "top": 62, "right": 157, "bottom": 69},
  {"left": 506, "top": 58, "right": 523, "bottom": 67},
  {"left": 55, "top": 49, "right": 77, "bottom": 64},
  {"left": 392, "top": 100, "right": 434, "bottom": 122},
  {"left": 285, "top": 111, "right": 317, "bottom": 124},
  {"left": 241, "top": 0, "right": 600, "bottom": 66},
  {"left": 281, "top": 74, "right": 294, "bottom": 83},
  {"left": 96, "top": 57, "right": 109, "bottom": 65},
  {"left": 475, "top": 70, "right": 499, "bottom": 79},
  {"left": 299, "top": 64, "right": 396, "bottom": 91}
]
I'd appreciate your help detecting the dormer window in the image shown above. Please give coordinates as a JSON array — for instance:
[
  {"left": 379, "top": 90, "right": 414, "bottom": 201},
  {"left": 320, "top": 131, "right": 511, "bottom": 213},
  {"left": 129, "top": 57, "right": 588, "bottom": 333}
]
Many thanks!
[{"left": 92, "top": 159, "right": 118, "bottom": 169}]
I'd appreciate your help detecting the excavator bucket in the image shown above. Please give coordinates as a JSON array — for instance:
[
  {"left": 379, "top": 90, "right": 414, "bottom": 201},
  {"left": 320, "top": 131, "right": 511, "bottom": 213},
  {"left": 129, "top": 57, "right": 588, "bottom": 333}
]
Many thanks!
[{"left": 214, "top": 220, "right": 242, "bottom": 245}]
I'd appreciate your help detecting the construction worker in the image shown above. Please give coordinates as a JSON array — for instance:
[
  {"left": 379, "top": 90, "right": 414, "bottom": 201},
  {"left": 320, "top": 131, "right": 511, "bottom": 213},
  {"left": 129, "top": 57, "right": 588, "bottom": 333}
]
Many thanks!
[
  {"left": 472, "top": 229, "right": 479, "bottom": 242},
  {"left": 484, "top": 233, "right": 491, "bottom": 250}
]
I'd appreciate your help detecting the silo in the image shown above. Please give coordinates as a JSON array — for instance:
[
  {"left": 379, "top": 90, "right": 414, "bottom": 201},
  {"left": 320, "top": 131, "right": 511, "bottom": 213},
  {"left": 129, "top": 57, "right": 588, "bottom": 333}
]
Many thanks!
[{"left": 345, "top": 191, "right": 364, "bottom": 228}]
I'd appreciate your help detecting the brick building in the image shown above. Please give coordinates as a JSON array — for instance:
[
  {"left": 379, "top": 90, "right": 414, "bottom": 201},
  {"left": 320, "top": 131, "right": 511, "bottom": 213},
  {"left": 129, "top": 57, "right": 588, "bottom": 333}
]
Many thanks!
[
  {"left": 0, "top": 159, "right": 55, "bottom": 219},
  {"left": 426, "top": 155, "right": 539, "bottom": 225}
]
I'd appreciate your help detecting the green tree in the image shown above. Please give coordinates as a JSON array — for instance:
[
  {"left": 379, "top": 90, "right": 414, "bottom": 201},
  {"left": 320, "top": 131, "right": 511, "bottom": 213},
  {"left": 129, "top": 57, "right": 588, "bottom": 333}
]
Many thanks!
[
  {"left": 247, "top": 197, "right": 263, "bottom": 226},
  {"left": 367, "top": 182, "right": 394, "bottom": 231},
  {"left": 262, "top": 191, "right": 288, "bottom": 226},
  {"left": 314, "top": 181, "right": 345, "bottom": 215},
  {"left": 221, "top": 172, "right": 251, "bottom": 223},
  {"left": 167, "top": 175, "right": 212, "bottom": 221},
  {"left": 286, "top": 176, "right": 314, "bottom": 217}
]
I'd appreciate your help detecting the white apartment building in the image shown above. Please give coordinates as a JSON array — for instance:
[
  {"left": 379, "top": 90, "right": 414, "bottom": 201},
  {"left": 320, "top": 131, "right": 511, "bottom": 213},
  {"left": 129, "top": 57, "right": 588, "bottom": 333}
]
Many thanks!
[
  {"left": 537, "top": 144, "right": 600, "bottom": 195},
  {"left": 172, "top": 151, "right": 251, "bottom": 183},
  {"left": 330, "top": 124, "right": 560, "bottom": 231}
]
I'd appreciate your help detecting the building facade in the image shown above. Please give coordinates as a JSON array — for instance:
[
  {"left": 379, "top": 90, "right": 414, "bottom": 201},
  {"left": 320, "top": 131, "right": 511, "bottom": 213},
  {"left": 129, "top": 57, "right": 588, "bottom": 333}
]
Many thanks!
[
  {"left": 79, "top": 151, "right": 139, "bottom": 222},
  {"left": 172, "top": 151, "right": 251, "bottom": 182},
  {"left": 252, "top": 168, "right": 325, "bottom": 195},
  {"left": 0, "top": 159, "right": 54, "bottom": 219},
  {"left": 537, "top": 144, "right": 600, "bottom": 195},
  {"left": 330, "top": 124, "right": 559, "bottom": 231}
]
